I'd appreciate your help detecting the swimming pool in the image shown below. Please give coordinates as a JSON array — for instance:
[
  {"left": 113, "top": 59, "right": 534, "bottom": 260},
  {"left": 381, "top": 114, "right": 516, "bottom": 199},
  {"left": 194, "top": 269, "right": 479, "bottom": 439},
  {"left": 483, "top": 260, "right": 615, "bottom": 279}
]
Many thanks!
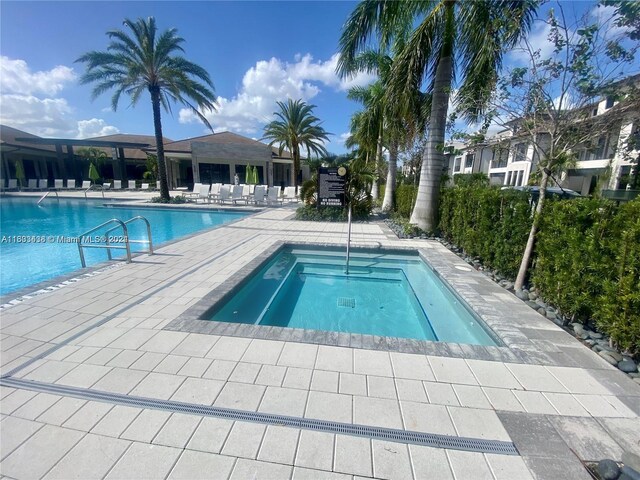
[
  {"left": 208, "top": 246, "right": 499, "bottom": 346},
  {"left": 0, "top": 197, "right": 247, "bottom": 295}
]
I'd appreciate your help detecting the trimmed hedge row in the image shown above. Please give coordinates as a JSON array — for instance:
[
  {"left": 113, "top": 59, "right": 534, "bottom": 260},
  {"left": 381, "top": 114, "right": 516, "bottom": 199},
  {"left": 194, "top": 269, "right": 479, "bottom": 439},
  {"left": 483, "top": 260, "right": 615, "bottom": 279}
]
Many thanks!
[{"left": 437, "top": 185, "right": 640, "bottom": 352}]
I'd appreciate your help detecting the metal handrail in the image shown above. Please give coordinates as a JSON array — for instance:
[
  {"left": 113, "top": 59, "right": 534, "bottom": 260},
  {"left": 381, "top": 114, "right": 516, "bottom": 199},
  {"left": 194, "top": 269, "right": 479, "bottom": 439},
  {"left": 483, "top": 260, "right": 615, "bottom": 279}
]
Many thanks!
[
  {"left": 37, "top": 190, "right": 58, "bottom": 205},
  {"left": 104, "top": 216, "right": 154, "bottom": 259},
  {"left": 77, "top": 219, "right": 131, "bottom": 268},
  {"left": 84, "top": 184, "right": 105, "bottom": 199}
]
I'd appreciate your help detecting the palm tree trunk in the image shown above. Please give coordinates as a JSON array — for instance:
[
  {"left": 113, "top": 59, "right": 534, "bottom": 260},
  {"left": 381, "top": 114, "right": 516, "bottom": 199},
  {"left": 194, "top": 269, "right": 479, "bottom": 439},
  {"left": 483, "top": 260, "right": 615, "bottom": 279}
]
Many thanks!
[
  {"left": 292, "top": 145, "right": 299, "bottom": 188},
  {"left": 409, "top": 54, "right": 453, "bottom": 231},
  {"left": 149, "top": 87, "right": 170, "bottom": 202},
  {"left": 514, "top": 169, "right": 550, "bottom": 290},
  {"left": 381, "top": 140, "right": 398, "bottom": 212},
  {"left": 372, "top": 132, "right": 382, "bottom": 200}
]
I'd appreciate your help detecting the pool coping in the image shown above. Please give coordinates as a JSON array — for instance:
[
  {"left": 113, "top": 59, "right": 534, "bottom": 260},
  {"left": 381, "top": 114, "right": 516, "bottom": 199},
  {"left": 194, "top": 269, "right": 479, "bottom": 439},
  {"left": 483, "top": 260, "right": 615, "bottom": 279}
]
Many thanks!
[
  {"left": 164, "top": 240, "right": 546, "bottom": 364},
  {"left": 0, "top": 205, "right": 261, "bottom": 307}
]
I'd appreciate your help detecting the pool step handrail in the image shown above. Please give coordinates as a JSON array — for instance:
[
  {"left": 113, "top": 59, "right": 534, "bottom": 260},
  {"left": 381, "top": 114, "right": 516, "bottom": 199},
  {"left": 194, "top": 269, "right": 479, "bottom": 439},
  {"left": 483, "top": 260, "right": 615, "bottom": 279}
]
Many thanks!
[
  {"left": 37, "top": 190, "right": 58, "bottom": 205},
  {"left": 76, "top": 215, "right": 153, "bottom": 268},
  {"left": 103, "top": 216, "right": 154, "bottom": 257}
]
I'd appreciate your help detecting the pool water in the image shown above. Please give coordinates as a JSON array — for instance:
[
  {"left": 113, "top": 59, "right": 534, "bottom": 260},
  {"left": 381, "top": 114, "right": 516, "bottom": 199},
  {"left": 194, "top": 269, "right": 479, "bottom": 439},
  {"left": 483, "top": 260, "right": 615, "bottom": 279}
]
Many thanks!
[
  {"left": 0, "top": 197, "right": 247, "bottom": 295},
  {"left": 209, "top": 247, "right": 499, "bottom": 346}
]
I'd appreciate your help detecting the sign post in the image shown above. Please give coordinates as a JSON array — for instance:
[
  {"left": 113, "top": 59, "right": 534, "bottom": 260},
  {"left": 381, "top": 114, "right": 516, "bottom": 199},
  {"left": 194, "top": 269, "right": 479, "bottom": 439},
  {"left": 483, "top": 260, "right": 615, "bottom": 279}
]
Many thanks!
[{"left": 317, "top": 167, "right": 351, "bottom": 273}]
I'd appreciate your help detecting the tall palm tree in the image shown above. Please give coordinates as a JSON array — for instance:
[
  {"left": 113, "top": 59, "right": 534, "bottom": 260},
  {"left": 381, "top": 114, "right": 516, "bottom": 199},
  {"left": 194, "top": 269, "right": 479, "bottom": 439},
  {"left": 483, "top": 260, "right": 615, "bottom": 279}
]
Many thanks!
[
  {"left": 338, "top": 0, "right": 537, "bottom": 231},
  {"left": 262, "top": 99, "right": 331, "bottom": 188},
  {"left": 76, "top": 17, "right": 217, "bottom": 201}
]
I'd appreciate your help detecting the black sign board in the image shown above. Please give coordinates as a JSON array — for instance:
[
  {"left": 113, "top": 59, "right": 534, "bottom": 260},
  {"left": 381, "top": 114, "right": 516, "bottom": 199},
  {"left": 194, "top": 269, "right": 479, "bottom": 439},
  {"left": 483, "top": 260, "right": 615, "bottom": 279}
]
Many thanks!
[{"left": 318, "top": 167, "right": 346, "bottom": 207}]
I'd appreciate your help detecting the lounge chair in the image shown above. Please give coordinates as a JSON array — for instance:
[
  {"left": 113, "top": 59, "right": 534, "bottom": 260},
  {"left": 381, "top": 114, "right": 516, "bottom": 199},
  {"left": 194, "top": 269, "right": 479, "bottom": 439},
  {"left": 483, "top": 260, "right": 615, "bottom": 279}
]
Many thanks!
[
  {"left": 156, "top": 181, "right": 161, "bottom": 190},
  {"left": 128, "top": 180, "right": 137, "bottom": 190},
  {"left": 52, "top": 179, "right": 64, "bottom": 190},
  {"left": 283, "top": 186, "right": 299, "bottom": 203},
  {"left": 217, "top": 185, "right": 232, "bottom": 204},
  {"left": 208, "top": 183, "right": 221, "bottom": 202},
  {"left": 65, "top": 179, "right": 76, "bottom": 190},
  {"left": 24, "top": 179, "right": 38, "bottom": 191},
  {"left": 242, "top": 184, "right": 251, "bottom": 200},
  {"left": 113, "top": 180, "right": 122, "bottom": 190},
  {"left": 231, "top": 185, "right": 246, "bottom": 205},
  {"left": 266, "top": 187, "right": 282, "bottom": 206},
  {"left": 253, "top": 185, "right": 267, "bottom": 205},
  {"left": 38, "top": 179, "right": 48, "bottom": 190},
  {"left": 141, "top": 183, "right": 150, "bottom": 191},
  {"left": 102, "top": 182, "right": 112, "bottom": 191},
  {"left": 1, "top": 179, "right": 19, "bottom": 191},
  {"left": 194, "top": 183, "right": 210, "bottom": 203},
  {"left": 183, "top": 182, "right": 202, "bottom": 200}
]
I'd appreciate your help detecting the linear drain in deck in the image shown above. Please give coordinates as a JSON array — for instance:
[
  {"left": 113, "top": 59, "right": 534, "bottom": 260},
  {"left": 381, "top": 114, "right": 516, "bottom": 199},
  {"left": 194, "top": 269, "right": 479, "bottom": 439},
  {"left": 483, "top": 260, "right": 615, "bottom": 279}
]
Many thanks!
[
  {"left": 0, "top": 377, "right": 518, "bottom": 456},
  {"left": 337, "top": 297, "right": 356, "bottom": 308}
]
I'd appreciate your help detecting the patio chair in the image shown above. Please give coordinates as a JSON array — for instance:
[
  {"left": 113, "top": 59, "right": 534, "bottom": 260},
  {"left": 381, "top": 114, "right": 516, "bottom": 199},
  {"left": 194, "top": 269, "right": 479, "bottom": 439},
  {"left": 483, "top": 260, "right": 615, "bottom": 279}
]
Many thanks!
[
  {"left": 128, "top": 180, "right": 137, "bottom": 190},
  {"left": 24, "top": 179, "right": 38, "bottom": 191},
  {"left": 113, "top": 180, "right": 122, "bottom": 190},
  {"left": 156, "top": 181, "right": 161, "bottom": 190},
  {"left": 141, "top": 183, "right": 150, "bottom": 190},
  {"left": 208, "top": 183, "right": 222, "bottom": 202},
  {"left": 2, "top": 179, "right": 18, "bottom": 191},
  {"left": 38, "top": 179, "right": 48, "bottom": 190},
  {"left": 65, "top": 179, "right": 76, "bottom": 190},
  {"left": 231, "top": 185, "right": 246, "bottom": 205},
  {"left": 81, "top": 180, "right": 91, "bottom": 190},
  {"left": 194, "top": 183, "right": 211, "bottom": 203},
  {"left": 52, "top": 179, "right": 64, "bottom": 190},
  {"left": 217, "top": 185, "right": 232, "bottom": 204},
  {"left": 253, "top": 185, "right": 267, "bottom": 205},
  {"left": 283, "top": 186, "right": 299, "bottom": 203},
  {"left": 266, "top": 187, "right": 282, "bottom": 206},
  {"left": 183, "top": 182, "right": 202, "bottom": 200},
  {"left": 102, "top": 182, "right": 112, "bottom": 191}
]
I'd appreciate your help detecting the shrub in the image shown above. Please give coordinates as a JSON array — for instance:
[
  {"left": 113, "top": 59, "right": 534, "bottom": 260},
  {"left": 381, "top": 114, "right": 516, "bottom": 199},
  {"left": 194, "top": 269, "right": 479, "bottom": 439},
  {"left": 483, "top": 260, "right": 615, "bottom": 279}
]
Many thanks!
[
  {"left": 394, "top": 184, "right": 418, "bottom": 218},
  {"left": 150, "top": 195, "right": 188, "bottom": 204}
]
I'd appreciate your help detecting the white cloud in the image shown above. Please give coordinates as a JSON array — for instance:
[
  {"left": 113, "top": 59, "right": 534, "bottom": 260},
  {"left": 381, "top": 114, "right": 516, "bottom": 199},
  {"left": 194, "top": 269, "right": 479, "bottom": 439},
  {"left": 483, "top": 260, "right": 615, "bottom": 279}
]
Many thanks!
[
  {"left": 0, "top": 57, "right": 119, "bottom": 139},
  {"left": 0, "top": 56, "right": 76, "bottom": 96},
  {"left": 338, "top": 132, "right": 351, "bottom": 144},
  {"left": 509, "top": 21, "right": 556, "bottom": 63},
  {"left": 179, "top": 53, "right": 375, "bottom": 135},
  {"left": 590, "top": 4, "right": 631, "bottom": 38},
  {"left": 77, "top": 118, "right": 120, "bottom": 138}
]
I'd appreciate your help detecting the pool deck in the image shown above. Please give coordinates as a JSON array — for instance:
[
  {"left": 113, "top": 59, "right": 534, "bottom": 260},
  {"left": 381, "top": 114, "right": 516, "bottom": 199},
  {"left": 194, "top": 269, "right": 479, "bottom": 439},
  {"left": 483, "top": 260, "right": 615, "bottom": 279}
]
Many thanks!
[{"left": 1, "top": 206, "right": 639, "bottom": 480}]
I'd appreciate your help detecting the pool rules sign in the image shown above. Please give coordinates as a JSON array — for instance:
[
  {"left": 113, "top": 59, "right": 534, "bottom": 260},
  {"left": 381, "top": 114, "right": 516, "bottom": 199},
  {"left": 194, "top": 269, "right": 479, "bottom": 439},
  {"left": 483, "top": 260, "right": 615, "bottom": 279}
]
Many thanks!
[{"left": 318, "top": 166, "right": 347, "bottom": 207}]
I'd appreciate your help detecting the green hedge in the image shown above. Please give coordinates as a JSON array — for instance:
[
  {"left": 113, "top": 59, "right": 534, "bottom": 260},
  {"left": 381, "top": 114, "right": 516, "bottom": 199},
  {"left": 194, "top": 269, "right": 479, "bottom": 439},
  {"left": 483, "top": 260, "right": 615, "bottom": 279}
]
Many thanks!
[
  {"left": 437, "top": 184, "right": 640, "bottom": 352},
  {"left": 394, "top": 184, "right": 418, "bottom": 218},
  {"left": 439, "top": 186, "right": 531, "bottom": 278}
]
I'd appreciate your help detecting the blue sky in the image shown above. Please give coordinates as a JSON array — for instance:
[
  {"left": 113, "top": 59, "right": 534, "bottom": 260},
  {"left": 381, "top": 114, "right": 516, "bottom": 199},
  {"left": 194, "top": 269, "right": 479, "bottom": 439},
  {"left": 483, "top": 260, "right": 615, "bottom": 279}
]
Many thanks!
[{"left": 0, "top": 1, "right": 634, "bottom": 154}]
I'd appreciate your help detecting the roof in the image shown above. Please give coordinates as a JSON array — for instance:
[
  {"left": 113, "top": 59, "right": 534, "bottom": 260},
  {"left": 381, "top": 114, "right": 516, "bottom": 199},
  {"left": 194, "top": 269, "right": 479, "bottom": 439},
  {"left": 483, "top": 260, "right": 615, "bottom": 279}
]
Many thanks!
[
  {"left": 162, "top": 131, "right": 267, "bottom": 153},
  {"left": 86, "top": 133, "right": 172, "bottom": 160},
  {"left": 0, "top": 125, "right": 57, "bottom": 154}
]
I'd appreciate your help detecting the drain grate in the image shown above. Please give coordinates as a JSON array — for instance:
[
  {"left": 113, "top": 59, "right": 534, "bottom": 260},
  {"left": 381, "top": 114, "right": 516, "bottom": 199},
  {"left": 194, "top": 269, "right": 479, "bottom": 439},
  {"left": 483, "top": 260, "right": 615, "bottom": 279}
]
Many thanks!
[
  {"left": 0, "top": 377, "right": 518, "bottom": 456},
  {"left": 337, "top": 297, "right": 356, "bottom": 308}
]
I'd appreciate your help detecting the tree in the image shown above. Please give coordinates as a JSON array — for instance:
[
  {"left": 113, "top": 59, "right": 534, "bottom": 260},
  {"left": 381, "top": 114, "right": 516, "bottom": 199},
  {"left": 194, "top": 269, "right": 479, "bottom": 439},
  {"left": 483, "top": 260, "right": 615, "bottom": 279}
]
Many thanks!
[
  {"left": 77, "top": 147, "right": 108, "bottom": 182},
  {"left": 338, "top": 0, "right": 537, "bottom": 231},
  {"left": 478, "top": 3, "right": 639, "bottom": 290},
  {"left": 76, "top": 17, "right": 217, "bottom": 201},
  {"left": 262, "top": 99, "right": 331, "bottom": 189}
]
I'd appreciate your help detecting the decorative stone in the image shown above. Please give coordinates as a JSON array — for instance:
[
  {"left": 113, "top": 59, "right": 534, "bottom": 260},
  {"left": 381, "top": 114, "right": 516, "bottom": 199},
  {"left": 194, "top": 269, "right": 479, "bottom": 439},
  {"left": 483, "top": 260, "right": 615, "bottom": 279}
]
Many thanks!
[
  {"left": 597, "top": 459, "right": 620, "bottom": 480},
  {"left": 537, "top": 307, "right": 547, "bottom": 316},
  {"left": 599, "top": 352, "right": 619, "bottom": 365},
  {"left": 546, "top": 311, "right": 557, "bottom": 321},
  {"left": 528, "top": 292, "right": 538, "bottom": 301},
  {"left": 516, "top": 289, "right": 529, "bottom": 300},
  {"left": 503, "top": 281, "right": 514, "bottom": 291},
  {"left": 618, "top": 359, "right": 638, "bottom": 373},
  {"left": 536, "top": 300, "right": 548, "bottom": 309},
  {"left": 585, "top": 339, "right": 596, "bottom": 346},
  {"left": 573, "top": 324, "right": 585, "bottom": 336},
  {"left": 526, "top": 301, "right": 539, "bottom": 309},
  {"left": 603, "top": 350, "right": 623, "bottom": 362},
  {"left": 590, "top": 332, "right": 603, "bottom": 339}
]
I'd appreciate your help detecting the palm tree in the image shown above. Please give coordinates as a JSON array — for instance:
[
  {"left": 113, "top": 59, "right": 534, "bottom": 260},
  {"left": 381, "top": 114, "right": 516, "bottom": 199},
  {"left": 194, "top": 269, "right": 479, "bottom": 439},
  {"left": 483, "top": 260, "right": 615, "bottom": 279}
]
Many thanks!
[
  {"left": 76, "top": 17, "right": 217, "bottom": 201},
  {"left": 338, "top": 1, "right": 537, "bottom": 231},
  {"left": 262, "top": 99, "right": 331, "bottom": 189}
]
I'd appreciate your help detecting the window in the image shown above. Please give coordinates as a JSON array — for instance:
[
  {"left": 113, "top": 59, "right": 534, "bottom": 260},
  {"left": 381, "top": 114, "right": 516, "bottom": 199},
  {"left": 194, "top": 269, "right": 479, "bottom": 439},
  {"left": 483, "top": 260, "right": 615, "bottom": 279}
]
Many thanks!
[
  {"left": 492, "top": 148, "right": 508, "bottom": 168},
  {"left": 605, "top": 96, "right": 615, "bottom": 109},
  {"left": 454, "top": 157, "right": 462, "bottom": 172},
  {"left": 465, "top": 154, "right": 474, "bottom": 169},
  {"left": 592, "top": 108, "right": 598, "bottom": 117},
  {"left": 514, "top": 143, "right": 528, "bottom": 162}
]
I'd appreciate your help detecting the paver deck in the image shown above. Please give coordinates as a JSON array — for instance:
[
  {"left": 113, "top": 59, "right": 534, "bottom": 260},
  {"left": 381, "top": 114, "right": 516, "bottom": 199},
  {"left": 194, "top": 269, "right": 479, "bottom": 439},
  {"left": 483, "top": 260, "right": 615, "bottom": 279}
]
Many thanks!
[{"left": 1, "top": 205, "right": 639, "bottom": 480}]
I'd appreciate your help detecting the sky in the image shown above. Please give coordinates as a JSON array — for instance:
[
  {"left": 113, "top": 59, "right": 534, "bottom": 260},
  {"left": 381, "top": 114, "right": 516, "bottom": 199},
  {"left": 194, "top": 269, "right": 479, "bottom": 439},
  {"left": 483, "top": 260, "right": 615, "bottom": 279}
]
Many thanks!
[{"left": 0, "top": 1, "right": 635, "bottom": 155}]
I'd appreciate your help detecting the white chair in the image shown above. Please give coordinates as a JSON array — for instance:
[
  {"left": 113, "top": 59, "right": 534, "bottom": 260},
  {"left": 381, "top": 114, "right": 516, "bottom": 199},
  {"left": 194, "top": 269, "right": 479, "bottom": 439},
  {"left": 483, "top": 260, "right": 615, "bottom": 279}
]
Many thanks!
[
  {"left": 7, "top": 179, "right": 18, "bottom": 191},
  {"left": 242, "top": 184, "right": 251, "bottom": 199},
  {"left": 231, "top": 185, "right": 246, "bottom": 205},
  {"left": 141, "top": 183, "right": 150, "bottom": 190},
  {"left": 113, "top": 180, "right": 122, "bottom": 190},
  {"left": 156, "top": 181, "right": 161, "bottom": 190},
  {"left": 253, "top": 185, "right": 266, "bottom": 205},
  {"left": 128, "top": 180, "right": 137, "bottom": 190},
  {"left": 208, "top": 183, "right": 222, "bottom": 202},
  {"left": 53, "top": 179, "right": 64, "bottom": 190},
  {"left": 217, "top": 185, "right": 231, "bottom": 204},
  {"left": 38, "top": 179, "right": 48, "bottom": 190},
  {"left": 195, "top": 183, "right": 210, "bottom": 203},
  {"left": 81, "top": 180, "right": 91, "bottom": 190},
  {"left": 65, "top": 179, "right": 76, "bottom": 190},
  {"left": 266, "top": 187, "right": 282, "bottom": 206},
  {"left": 283, "top": 186, "right": 299, "bottom": 202},
  {"left": 24, "top": 179, "right": 38, "bottom": 190},
  {"left": 102, "top": 182, "right": 112, "bottom": 191},
  {"left": 183, "top": 182, "right": 202, "bottom": 200}
]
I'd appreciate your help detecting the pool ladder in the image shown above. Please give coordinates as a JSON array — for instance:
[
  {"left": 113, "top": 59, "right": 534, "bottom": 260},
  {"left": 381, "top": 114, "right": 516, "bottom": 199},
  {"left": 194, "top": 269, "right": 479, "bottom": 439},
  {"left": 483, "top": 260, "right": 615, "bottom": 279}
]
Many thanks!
[{"left": 77, "top": 216, "right": 153, "bottom": 268}]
